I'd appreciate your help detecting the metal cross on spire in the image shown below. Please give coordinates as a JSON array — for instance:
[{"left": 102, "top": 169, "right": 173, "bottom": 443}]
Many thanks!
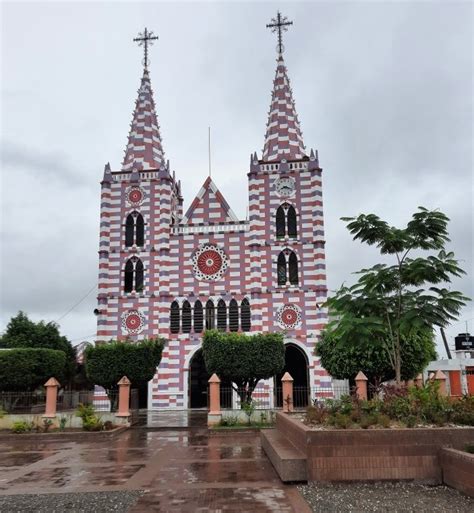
[
  {"left": 133, "top": 27, "right": 159, "bottom": 69},
  {"left": 266, "top": 11, "right": 293, "bottom": 55}
]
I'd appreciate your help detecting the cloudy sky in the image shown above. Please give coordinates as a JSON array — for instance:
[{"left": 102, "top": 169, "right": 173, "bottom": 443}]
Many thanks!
[{"left": 1, "top": 1, "right": 472, "bottom": 355}]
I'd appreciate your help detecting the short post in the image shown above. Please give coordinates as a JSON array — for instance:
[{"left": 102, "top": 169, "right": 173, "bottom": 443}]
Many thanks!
[
  {"left": 414, "top": 374, "right": 423, "bottom": 388},
  {"left": 433, "top": 370, "right": 448, "bottom": 397},
  {"left": 208, "top": 373, "right": 221, "bottom": 415},
  {"left": 282, "top": 372, "right": 294, "bottom": 413},
  {"left": 355, "top": 371, "right": 368, "bottom": 401},
  {"left": 43, "top": 377, "right": 60, "bottom": 418},
  {"left": 116, "top": 376, "right": 131, "bottom": 417}
]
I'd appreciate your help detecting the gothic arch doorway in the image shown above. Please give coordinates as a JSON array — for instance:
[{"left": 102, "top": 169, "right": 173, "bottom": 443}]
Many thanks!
[
  {"left": 276, "top": 343, "right": 309, "bottom": 408},
  {"left": 189, "top": 349, "right": 209, "bottom": 408}
]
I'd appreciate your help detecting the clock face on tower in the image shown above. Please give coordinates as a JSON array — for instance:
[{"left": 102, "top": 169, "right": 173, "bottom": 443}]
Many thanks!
[{"left": 275, "top": 177, "right": 296, "bottom": 197}]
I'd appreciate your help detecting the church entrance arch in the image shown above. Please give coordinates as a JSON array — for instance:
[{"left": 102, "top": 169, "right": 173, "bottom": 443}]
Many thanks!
[
  {"left": 276, "top": 343, "right": 309, "bottom": 408},
  {"left": 189, "top": 349, "right": 209, "bottom": 408}
]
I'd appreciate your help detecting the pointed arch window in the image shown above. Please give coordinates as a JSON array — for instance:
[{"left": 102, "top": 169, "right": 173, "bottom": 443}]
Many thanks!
[
  {"left": 217, "top": 300, "right": 227, "bottom": 332},
  {"left": 182, "top": 301, "right": 192, "bottom": 333},
  {"left": 124, "top": 257, "right": 144, "bottom": 293},
  {"left": 287, "top": 206, "right": 297, "bottom": 238},
  {"left": 276, "top": 206, "right": 286, "bottom": 238},
  {"left": 125, "top": 212, "right": 145, "bottom": 247},
  {"left": 277, "top": 252, "right": 287, "bottom": 286},
  {"left": 194, "top": 300, "right": 203, "bottom": 333},
  {"left": 241, "top": 299, "right": 251, "bottom": 332},
  {"left": 229, "top": 299, "right": 239, "bottom": 332},
  {"left": 288, "top": 251, "right": 299, "bottom": 285},
  {"left": 170, "top": 301, "right": 180, "bottom": 334},
  {"left": 205, "top": 300, "right": 215, "bottom": 330}
]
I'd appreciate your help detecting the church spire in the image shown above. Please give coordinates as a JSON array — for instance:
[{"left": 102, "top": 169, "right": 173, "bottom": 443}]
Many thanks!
[
  {"left": 122, "top": 28, "right": 165, "bottom": 172},
  {"left": 262, "top": 12, "right": 306, "bottom": 162}
]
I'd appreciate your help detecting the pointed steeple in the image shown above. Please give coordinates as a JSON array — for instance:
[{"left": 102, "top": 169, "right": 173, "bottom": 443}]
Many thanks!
[
  {"left": 262, "top": 55, "right": 306, "bottom": 162},
  {"left": 122, "top": 68, "right": 165, "bottom": 171}
]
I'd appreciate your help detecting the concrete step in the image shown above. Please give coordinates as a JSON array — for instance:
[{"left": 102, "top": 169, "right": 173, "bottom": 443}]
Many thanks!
[{"left": 261, "top": 428, "right": 307, "bottom": 482}]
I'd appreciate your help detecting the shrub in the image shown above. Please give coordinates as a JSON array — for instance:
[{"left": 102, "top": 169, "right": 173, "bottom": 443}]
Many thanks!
[
  {"left": 329, "top": 413, "right": 352, "bottom": 429},
  {"left": 376, "top": 413, "right": 391, "bottom": 428},
  {"left": 104, "top": 420, "right": 114, "bottom": 431},
  {"left": 11, "top": 420, "right": 34, "bottom": 433},
  {"left": 306, "top": 404, "right": 328, "bottom": 425},
  {"left": 0, "top": 348, "right": 66, "bottom": 391},
  {"left": 219, "top": 415, "right": 240, "bottom": 427},
  {"left": 59, "top": 416, "right": 68, "bottom": 431},
  {"left": 76, "top": 403, "right": 103, "bottom": 431},
  {"left": 42, "top": 418, "right": 53, "bottom": 433}
]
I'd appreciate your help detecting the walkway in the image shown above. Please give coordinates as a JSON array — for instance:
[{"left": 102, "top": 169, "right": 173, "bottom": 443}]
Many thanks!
[{"left": 0, "top": 424, "right": 310, "bottom": 512}]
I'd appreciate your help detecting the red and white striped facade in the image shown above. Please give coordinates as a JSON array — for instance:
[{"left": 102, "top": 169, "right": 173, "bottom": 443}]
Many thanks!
[{"left": 96, "top": 53, "right": 330, "bottom": 409}]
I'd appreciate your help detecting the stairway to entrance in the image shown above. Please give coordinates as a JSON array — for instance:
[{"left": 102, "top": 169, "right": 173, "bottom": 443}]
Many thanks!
[{"left": 134, "top": 409, "right": 208, "bottom": 429}]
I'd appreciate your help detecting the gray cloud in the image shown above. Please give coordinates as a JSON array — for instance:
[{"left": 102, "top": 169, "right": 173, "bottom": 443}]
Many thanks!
[{"left": 1, "top": 2, "right": 472, "bottom": 352}]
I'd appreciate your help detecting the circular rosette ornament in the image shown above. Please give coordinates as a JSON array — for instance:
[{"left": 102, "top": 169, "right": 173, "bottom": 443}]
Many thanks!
[
  {"left": 191, "top": 244, "right": 229, "bottom": 282},
  {"left": 277, "top": 304, "right": 302, "bottom": 330},
  {"left": 126, "top": 186, "right": 145, "bottom": 206},
  {"left": 121, "top": 309, "right": 145, "bottom": 334}
]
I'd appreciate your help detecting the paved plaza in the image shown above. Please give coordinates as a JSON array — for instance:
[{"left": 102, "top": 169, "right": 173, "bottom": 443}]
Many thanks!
[{"left": 0, "top": 416, "right": 310, "bottom": 512}]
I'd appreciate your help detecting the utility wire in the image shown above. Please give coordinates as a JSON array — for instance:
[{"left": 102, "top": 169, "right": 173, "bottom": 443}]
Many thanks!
[{"left": 55, "top": 283, "right": 98, "bottom": 323}]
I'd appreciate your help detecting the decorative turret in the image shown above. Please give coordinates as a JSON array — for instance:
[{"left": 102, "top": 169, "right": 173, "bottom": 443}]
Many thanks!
[
  {"left": 262, "top": 12, "right": 306, "bottom": 162},
  {"left": 122, "top": 28, "right": 165, "bottom": 172}
]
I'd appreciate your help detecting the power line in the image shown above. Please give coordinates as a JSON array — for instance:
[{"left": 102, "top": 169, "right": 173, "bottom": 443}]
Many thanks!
[{"left": 55, "top": 283, "right": 98, "bottom": 323}]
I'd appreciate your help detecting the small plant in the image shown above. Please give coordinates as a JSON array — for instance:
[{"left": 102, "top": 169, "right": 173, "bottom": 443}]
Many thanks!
[
  {"left": 0, "top": 408, "right": 6, "bottom": 419},
  {"left": 360, "top": 414, "right": 378, "bottom": 429},
  {"left": 329, "top": 413, "right": 352, "bottom": 429},
  {"left": 42, "top": 418, "right": 53, "bottom": 433},
  {"left": 219, "top": 415, "right": 240, "bottom": 427},
  {"left": 306, "top": 404, "right": 328, "bottom": 425},
  {"left": 11, "top": 420, "right": 34, "bottom": 434},
  {"left": 376, "top": 413, "right": 391, "bottom": 428},
  {"left": 104, "top": 420, "right": 114, "bottom": 431},
  {"left": 59, "top": 416, "right": 68, "bottom": 431},
  {"left": 242, "top": 400, "right": 256, "bottom": 425},
  {"left": 76, "top": 403, "right": 103, "bottom": 431}
]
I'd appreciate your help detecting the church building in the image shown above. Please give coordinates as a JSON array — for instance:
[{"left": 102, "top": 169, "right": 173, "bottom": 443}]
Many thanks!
[{"left": 96, "top": 15, "right": 330, "bottom": 410}]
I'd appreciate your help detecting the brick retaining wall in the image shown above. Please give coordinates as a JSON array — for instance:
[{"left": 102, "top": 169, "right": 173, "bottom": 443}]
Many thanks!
[
  {"left": 275, "top": 413, "right": 474, "bottom": 484},
  {"left": 440, "top": 448, "right": 474, "bottom": 497}
]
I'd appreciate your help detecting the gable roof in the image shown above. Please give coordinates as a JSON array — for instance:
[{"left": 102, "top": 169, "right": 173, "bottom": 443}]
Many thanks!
[{"left": 183, "top": 177, "right": 239, "bottom": 224}]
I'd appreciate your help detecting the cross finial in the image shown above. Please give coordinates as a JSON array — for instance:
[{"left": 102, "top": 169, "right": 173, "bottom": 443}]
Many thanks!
[
  {"left": 266, "top": 11, "right": 293, "bottom": 55},
  {"left": 133, "top": 27, "right": 159, "bottom": 69}
]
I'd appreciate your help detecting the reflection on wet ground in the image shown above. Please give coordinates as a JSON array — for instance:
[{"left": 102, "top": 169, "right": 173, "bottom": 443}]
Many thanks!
[{"left": 0, "top": 413, "right": 309, "bottom": 512}]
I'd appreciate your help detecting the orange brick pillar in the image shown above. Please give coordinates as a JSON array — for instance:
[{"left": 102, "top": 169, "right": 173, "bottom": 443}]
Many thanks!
[
  {"left": 433, "top": 370, "right": 447, "bottom": 396},
  {"left": 43, "top": 377, "right": 60, "bottom": 418},
  {"left": 116, "top": 376, "right": 131, "bottom": 417},
  {"left": 414, "top": 374, "right": 423, "bottom": 388},
  {"left": 355, "top": 371, "right": 368, "bottom": 401},
  {"left": 208, "top": 373, "right": 221, "bottom": 415},
  {"left": 282, "top": 372, "right": 294, "bottom": 413}
]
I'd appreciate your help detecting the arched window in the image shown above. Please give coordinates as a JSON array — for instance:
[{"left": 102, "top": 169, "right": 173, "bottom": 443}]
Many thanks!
[
  {"left": 135, "top": 214, "right": 144, "bottom": 247},
  {"left": 205, "top": 300, "right": 215, "bottom": 330},
  {"left": 277, "top": 252, "right": 287, "bottom": 286},
  {"left": 217, "top": 300, "right": 227, "bottom": 332},
  {"left": 276, "top": 206, "right": 286, "bottom": 238},
  {"left": 229, "top": 299, "right": 239, "bottom": 332},
  {"left": 124, "top": 259, "right": 134, "bottom": 293},
  {"left": 287, "top": 206, "right": 297, "bottom": 238},
  {"left": 125, "top": 214, "right": 134, "bottom": 247},
  {"left": 135, "top": 259, "right": 144, "bottom": 292},
  {"left": 170, "top": 301, "right": 180, "bottom": 334},
  {"left": 125, "top": 212, "right": 145, "bottom": 247},
  {"left": 241, "top": 299, "right": 251, "bottom": 332},
  {"left": 182, "top": 301, "right": 191, "bottom": 333},
  {"left": 194, "top": 300, "right": 203, "bottom": 333},
  {"left": 288, "top": 251, "right": 299, "bottom": 285}
]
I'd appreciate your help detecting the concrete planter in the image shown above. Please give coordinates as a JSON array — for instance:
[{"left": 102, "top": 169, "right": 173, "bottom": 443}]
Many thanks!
[{"left": 262, "top": 412, "right": 474, "bottom": 486}]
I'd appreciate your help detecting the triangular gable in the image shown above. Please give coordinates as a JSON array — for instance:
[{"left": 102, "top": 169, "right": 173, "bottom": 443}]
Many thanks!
[{"left": 183, "top": 177, "right": 239, "bottom": 224}]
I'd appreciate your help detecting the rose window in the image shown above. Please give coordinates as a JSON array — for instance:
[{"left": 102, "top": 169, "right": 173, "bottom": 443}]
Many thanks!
[
  {"left": 127, "top": 186, "right": 145, "bottom": 206},
  {"left": 277, "top": 304, "right": 302, "bottom": 330},
  {"left": 192, "top": 244, "right": 229, "bottom": 282},
  {"left": 121, "top": 309, "right": 145, "bottom": 334}
]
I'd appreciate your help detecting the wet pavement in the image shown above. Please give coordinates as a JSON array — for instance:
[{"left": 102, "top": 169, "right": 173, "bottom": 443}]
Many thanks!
[{"left": 0, "top": 417, "right": 309, "bottom": 512}]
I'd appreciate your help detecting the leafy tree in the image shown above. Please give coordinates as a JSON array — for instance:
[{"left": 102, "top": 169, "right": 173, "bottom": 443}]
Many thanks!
[
  {"left": 84, "top": 339, "right": 164, "bottom": 393},
  {"left": 320, "top": 207, "right": 468, "bottom": 383},
  {"left": 317, "top": 327, "right": 437, "bottom": 386},
  {"left": 0, "top": 312, "right": 76, "bottom": 386},
  {"left": 0, "top": 348, "right": 66, "bottom": 391},
  {"left": 202, "top": 330, "right": 285, "bottom": 405}
]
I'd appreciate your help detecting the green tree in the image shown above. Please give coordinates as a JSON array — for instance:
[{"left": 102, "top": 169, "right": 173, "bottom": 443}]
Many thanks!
[
  {"left": 84, "top": 339, "right": 164, "bottom": 393},
  {"left": 202, "top": 330, "right": 285, "bottom": 406},
  {"left": 0, "top": 348, "right": 66, "bottom": 391},
  {"left": 0, "top": 312, "right": 77, "bottom": 387},
  {"left": 317, "top": 327, "right": 437, "bottom": 386},
  {"left": 320, "top": 207, "right": 468, "bottom": 383}
]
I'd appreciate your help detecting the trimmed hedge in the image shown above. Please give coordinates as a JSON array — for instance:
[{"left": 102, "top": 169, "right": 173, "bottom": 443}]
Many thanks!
[
  {"left": 0, "top": 348, "right": 66, "bottom": 391},
  {"left": 85, "top": 339, "right": 164, "bottom": 392},
  {"left": 202, "top": 330, "right": 285, "bottom": 404}
]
